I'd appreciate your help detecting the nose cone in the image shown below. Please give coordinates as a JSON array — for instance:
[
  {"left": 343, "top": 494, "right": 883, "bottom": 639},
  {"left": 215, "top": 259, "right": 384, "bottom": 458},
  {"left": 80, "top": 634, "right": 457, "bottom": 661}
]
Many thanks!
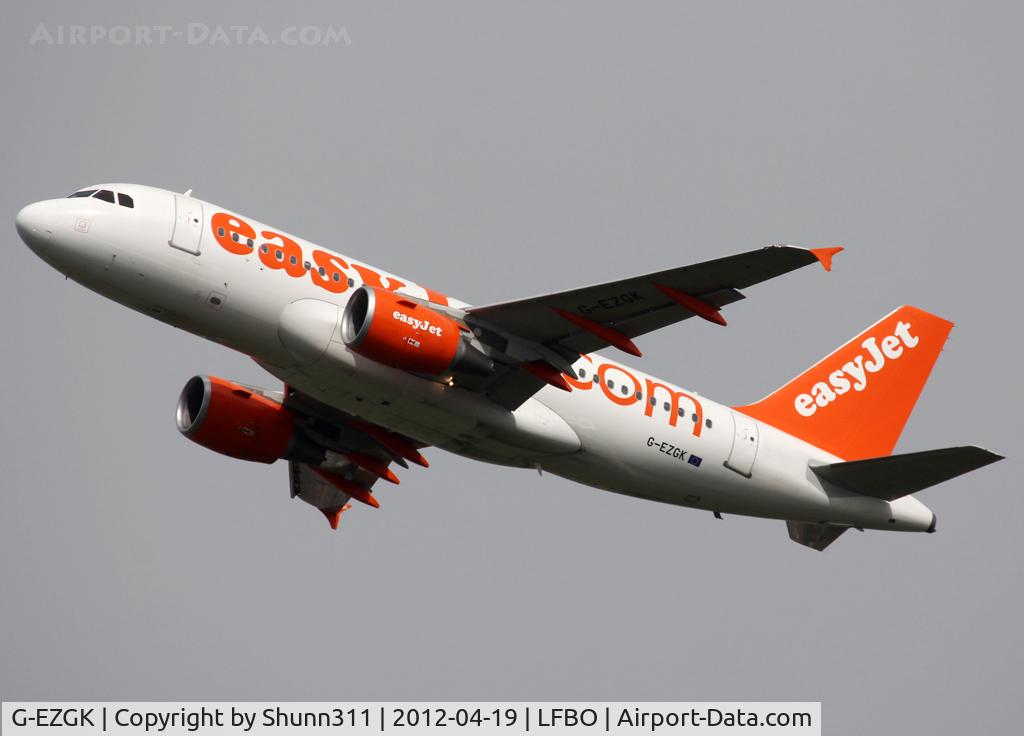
[{"left": 16, "top": 200, "right": 57, "bottom": 253}]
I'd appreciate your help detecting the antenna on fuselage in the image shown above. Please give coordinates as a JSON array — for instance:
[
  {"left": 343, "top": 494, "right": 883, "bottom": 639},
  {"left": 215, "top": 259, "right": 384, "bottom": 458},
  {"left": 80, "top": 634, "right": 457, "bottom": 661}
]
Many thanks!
[{"left": 183, "top": 188, "right": 193, "bottom": 197}]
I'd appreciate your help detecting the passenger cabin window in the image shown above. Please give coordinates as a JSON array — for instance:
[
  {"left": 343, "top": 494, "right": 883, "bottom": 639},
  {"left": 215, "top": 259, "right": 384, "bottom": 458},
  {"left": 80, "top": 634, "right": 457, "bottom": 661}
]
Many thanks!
[
  {"left": 93, "top": 189, "right": 116, "bottom": 203},
  {"left": 68, "top": 190, "right": 97, "bottom": 198},
  {"left": 117, "top": 193, "right": 134, "bottom": 208}
]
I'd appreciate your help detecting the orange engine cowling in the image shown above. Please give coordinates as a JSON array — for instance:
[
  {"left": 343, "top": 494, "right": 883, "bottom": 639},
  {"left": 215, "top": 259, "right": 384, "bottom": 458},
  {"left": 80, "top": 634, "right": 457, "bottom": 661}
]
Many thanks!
[
  {"left": 341, "top": 286, "right": 493, "bottom": 378},
  {"left": 175, "top": 375, "right": 320, "bottom": 464}
]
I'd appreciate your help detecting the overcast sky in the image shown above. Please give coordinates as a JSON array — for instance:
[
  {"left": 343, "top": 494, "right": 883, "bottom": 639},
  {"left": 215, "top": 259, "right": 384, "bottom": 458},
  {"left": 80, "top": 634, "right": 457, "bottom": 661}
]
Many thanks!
[{"left": 1, "top": 2, "right": 1019, "bottom": 734}]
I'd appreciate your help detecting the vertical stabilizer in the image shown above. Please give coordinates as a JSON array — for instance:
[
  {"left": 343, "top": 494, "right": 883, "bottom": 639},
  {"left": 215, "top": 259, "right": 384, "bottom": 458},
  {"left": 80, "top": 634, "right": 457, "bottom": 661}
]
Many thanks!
[{"left": 736, "top": 306, "right": 953, "bottom": 460}]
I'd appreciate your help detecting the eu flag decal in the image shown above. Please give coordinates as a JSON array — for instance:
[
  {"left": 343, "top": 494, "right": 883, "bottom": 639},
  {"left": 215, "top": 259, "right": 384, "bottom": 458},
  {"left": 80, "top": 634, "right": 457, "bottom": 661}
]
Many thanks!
[{"left": 688, "top": 454, "right": 703, "bottom": 468}]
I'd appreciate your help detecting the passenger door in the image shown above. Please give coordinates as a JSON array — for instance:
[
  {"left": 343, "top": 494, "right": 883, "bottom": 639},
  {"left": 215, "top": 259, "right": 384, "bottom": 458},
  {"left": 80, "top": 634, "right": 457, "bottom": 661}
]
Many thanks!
[
  {"left": 169, "top": 195, "right": 204, "bottom": 255},
  {"left": 725, "top": 411, "right": 759, "bottom": 477}
]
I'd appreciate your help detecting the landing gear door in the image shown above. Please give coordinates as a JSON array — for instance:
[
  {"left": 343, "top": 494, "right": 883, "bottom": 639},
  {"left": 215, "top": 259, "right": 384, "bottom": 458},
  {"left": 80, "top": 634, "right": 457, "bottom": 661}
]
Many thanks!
[
  {"left": 725, "top": 411, "right": 759, "bottom": 477},
  {"left": 169, "top": 195, "right": 204, "bottom": 255}
]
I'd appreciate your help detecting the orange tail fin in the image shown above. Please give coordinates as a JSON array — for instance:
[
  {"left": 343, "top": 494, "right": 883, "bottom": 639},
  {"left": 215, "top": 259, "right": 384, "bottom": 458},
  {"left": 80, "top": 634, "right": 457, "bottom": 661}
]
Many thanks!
[{"left": 735, "top": 306, "right": 954, "bottom": 460}]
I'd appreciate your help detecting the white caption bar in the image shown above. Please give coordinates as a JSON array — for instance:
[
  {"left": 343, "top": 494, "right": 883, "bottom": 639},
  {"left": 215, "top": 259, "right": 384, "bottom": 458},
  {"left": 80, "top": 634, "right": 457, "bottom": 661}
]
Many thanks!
[{"left": 2, "top": 703, "right": 820, "bottom": 736}]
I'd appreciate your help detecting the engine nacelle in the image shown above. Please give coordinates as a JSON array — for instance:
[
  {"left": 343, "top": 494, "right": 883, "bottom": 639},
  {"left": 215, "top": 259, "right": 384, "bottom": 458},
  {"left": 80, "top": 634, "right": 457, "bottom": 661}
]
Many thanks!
[
  {"left": 175, "top": 375, "right": 320, "bottom": 464},
  {"left": 341, "top": 286, "right": 493, "bottom": 378}
]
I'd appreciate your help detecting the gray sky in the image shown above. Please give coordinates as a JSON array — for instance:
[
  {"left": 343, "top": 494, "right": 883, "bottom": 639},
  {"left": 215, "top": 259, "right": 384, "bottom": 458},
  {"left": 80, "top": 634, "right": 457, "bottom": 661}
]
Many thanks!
[{"left": 1, "top": 2, "right": 1019, "bottom": 733}]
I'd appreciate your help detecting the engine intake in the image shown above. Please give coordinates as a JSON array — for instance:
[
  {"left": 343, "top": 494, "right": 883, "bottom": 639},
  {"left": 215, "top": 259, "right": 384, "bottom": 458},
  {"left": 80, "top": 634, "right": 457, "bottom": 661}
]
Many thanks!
[
  {"left": 176, "top": 375, "right": 321, "bottom": 464},
  {"left": 341, "top": 286, "right": 493, "bottom": 378}
]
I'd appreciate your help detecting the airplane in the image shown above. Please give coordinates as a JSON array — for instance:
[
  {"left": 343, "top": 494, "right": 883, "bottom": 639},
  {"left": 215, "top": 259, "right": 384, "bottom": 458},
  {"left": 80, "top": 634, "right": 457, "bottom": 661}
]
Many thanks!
[{"left": 15, "top": 183, "right": 1003, "bottom": 550}]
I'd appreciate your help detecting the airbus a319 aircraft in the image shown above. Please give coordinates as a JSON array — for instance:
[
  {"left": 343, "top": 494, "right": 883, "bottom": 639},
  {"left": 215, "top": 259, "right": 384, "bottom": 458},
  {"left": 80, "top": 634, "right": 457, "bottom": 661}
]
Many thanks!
[{"left": 16, "top": 184, "right": 1002, "bottom": 549}]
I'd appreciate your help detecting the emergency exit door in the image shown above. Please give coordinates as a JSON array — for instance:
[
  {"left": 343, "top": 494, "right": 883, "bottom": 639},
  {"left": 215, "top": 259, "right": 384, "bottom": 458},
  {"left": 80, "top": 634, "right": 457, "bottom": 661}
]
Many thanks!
[
  {"left": 169, "top": 195, "right": 204, "bottom": 255},
  {"left": 725, "top": 411, "right": 759, "bottom": 477}
]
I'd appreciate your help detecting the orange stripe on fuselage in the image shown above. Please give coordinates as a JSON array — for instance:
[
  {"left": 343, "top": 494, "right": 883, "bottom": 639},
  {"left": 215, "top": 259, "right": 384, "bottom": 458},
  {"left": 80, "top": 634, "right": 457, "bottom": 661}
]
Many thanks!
[
  {"left": 562, "top": 356, "right": 705, "bottom": 437},
  {"left": 209, "top": 211, "right": 451, "bottom": 306}
]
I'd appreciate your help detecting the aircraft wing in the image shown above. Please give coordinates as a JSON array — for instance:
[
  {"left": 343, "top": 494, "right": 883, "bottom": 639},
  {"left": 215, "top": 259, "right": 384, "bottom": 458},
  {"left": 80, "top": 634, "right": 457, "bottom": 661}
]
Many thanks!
[
  {"left": 467, "top": 245, "right": 841, "bottom": 356},
  {"left": 288, "top": 461, "right": 355, "bottom": 529},
  {"left": 463, "top": 245, "right": 841, "bottom": 408},
  {"left": 276, "top": 385, "right": 429, "bottom": 527}
]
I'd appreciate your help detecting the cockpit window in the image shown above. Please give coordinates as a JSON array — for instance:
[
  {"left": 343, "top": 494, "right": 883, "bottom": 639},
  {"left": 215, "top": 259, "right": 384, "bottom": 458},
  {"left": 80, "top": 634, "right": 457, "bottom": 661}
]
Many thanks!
[
  {"left": 93, "top": 189, "right": 116, "bottom": 203},
  {"left": 68, "top": 190, "right": 97, "bottom": 198},
  {"left": 117, "top": 193, "right": 134, "bottom": 208}
]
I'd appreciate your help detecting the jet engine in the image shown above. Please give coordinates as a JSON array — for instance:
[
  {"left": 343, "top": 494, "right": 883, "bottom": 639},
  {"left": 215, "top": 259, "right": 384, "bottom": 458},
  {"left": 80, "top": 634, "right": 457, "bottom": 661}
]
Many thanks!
[
  {"left": 175, "top": 375, "right": 322, "bottom": 464},
  {"left": 341, "top": 286, "right": 493, "bottom": 378}
]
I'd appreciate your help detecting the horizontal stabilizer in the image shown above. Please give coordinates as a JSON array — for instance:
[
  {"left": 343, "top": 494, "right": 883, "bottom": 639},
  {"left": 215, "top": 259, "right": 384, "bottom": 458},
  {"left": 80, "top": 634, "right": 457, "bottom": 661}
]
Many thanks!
[
  {"left": 811, "top": 446, "right": 1003, "bottom": 501},
  {"left": 787, "top": 521, "right": 848, "bottom": 551}
]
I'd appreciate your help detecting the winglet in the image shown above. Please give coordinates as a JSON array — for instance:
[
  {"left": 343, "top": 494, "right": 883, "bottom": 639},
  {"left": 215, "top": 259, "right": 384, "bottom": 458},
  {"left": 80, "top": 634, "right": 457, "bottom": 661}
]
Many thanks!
[
  {"left": 809, "top": 246, "right": 844, "bottom": 272},
  {"left": 321, "top": 504, "right": 352, "bottom": 530}
]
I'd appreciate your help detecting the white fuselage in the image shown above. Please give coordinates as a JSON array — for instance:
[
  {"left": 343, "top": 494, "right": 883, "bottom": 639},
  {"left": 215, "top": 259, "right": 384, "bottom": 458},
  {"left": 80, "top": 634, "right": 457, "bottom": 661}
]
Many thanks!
[{"left": 15, "top": 183, "right": 935, "bottom": 532}]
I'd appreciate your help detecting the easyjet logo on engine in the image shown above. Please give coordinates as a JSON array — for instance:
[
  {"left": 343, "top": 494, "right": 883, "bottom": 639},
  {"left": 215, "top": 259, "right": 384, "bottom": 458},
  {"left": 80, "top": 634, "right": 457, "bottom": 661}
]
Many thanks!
[
  {"left": 392, "top": 310, "right": 443, "bottom": 336},
  {"left": 210, "top": 212, "right": 451, "bottom": 306},
  {"left": 794, "top": 321, "right": 919, "bottom": 417}
]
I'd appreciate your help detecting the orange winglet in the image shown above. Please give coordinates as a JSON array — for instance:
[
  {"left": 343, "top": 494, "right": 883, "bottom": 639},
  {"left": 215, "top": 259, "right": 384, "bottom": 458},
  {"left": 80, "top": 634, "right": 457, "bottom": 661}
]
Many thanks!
[
  {"left": 652, "top": 283, "right": 727, "bottom": 327},
  {"left": 350, "top": 421, "right": 430, "bottom": 468},
  {"left": 809, "top": 246, "right": 844, "bottom": 272},
  {"left": 344, "top": 452, "right": 401, "bottom": 484},
  {"left": 551, "top": 307, "right": 642, "bottom": 357},
  {"left": 521, "top": 360, "right": 573, "bottom": 392},
  {"left": 321, "top": 504, "right": 352, "bottom": 530},
  {"left": 312, "top": 468, "right": 381, "bottom": 508}
]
